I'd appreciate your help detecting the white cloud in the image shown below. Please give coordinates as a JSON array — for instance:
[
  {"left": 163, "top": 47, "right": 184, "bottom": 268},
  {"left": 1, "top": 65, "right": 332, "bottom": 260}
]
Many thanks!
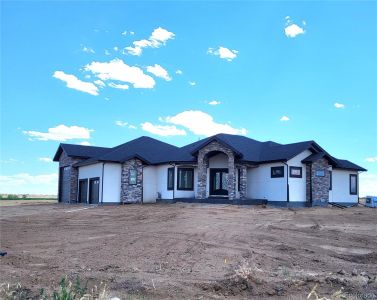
[
  {"left": 207, "top": 46, "right": 238, "bottom": 61},
  {"left": 115, "top": 121, "right": 137, "bottom": 129},
  {"left": 365, "top": 156, "right": 377, "bottom": 163},
  {"left": 0, "top": 158, "right": 20, "bottom": 164},
  {"left": 113, "top": 46, "right": 119, "bottom": 52},
  {"left": 163, "top": 110, "right": 247, "bottom": 137},
  {"left": 23, "top": 124, "right": 93, "bottom": 141},
  {"left": 85, "top": 58, "right": 155, "bottom": 89},
  {"left": 0, "top": 173, "right": 58, "bottom": 195},
  {"left": 284, "top": 17, "right": 305, "bottom": 38},
  {"left": 176, "top": 69, "right": 183, "bottom": 75},
  {"left": 39, "top": 157, "right": 53, "bottom": 163},
  {"left": 188, "top": 81, "right": 196, "bottom": 86},
  {"left": 334, "top": 102, "right": 345, "bottom": 109},
  {"left": 108, "top": 82, "right": 129, "bottom": 90},
  {"left": 121, "top": 31, "right": 128, "bottom": 36},
  {"left": 280, "top": 116, "right": 290, "bottom": 121},
  {"left": 146, "top": 64, "right": 172, "bottom": 81},
  {"left": 79, "top": 141, "right": 91, "bottom": 146},
  {"left": 105, "top": 49, "right": 111, "bottom": 56},
  {"left": 53, "top": 71, "right": 99, "bottom": 96},
  {"left": 94, "top": 79, "right": 106, "bottom": 88},
  {"left": 359, "top": 173, "right": 377, "bottom": 197},
  {"left": 82, "top": 46, "right": 95, "bottom": 54},
  {"left": 208, "top": 100, "right": 221, "bottom": 106},
  {"left": 141, "top": 122, "right": 186, "bottom": 137},
  {"left": 125, "top": 27, "right": 175, "bottom": 56}
]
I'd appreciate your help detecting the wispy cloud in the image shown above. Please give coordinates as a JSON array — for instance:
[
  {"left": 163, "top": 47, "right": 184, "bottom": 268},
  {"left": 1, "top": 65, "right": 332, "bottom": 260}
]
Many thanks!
[
  {"left": 208, "top": 100, "right": 221, "bottom": 106},
  {"left": 125, "top": 27, "right": 175, "bottom": 56},
  {"left": 85, "top": 58, "right": 155, "bottom": 89},
  {"left": 0, "top": 173, "right": 58, "bottom": 194},
  {"left": 207, "top": 46, "right": 238, "bottom": 61},
  {"left": 365, "top": 156, "right": 377, "bottom": 163},
  {"left": 146, "top": 64, "right": 172, "bottom": 81},
  {"left": 334, "top": 102, "right": 345, "bottom": 109},
  {"left": 23, "top": 124, "right": 93, "bottom": 141},
  {"left": 0, "top": 158, "right": 20, "bottom": 164},
  {"left": 175, "top": 69, "right": 183, "bottom": 75},
  {"left": 188, "top": 81, "right": 196, "bottom": 86},
  {"left": 161, "top": 110, "right": 247, "bottom": 137},
  {"left": 115, "top": 121, "right": 137, "bottom": 129},
  {"left": 108, "top": 82, "right": 129, "bottom": 90},
  {"left": 82, "top": 46, "right": 95, "bottom": 54},
  {"left": 280, "top": 116, "right": 290, "bottom": 121},
  {"left": 141, "top": 122, "right": 186, "bottom": 136},
  {"left": 39, "top": 157, "right": 53, "bottom": 163},
  {"left": 284, "top": 17, "right": 305, "bottom": 38},
  {"left": 53, "top": 71, "right": 99, "bottom": 96}
]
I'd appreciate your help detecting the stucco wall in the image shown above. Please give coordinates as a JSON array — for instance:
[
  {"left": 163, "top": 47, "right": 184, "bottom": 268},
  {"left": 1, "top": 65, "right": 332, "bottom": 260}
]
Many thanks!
[
  {"left": 287, "top": 150, "right": 311, "bottom": 202},
  {"left": 331, "top": 169, "right": 358, "bottom": 203},
  {"left": 143, "top": 166, "right": 157, "bottom": 203},
  {"left": 103, "top": 163, "right": 121, "bottom": 203},
  {"left": 247, "top": 163, "right": 287, "bottom": 201}
]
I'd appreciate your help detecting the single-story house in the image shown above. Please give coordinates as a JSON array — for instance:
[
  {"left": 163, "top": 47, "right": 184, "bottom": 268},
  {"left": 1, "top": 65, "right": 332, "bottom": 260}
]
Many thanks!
[{"left": 53, "top": 133, "right": 366, "bottom": 206}]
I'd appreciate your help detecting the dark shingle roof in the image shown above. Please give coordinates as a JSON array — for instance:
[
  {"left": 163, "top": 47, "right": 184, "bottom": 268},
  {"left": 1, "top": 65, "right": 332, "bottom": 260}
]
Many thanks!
[
  {"left": 54, "top": 133, "right": 366, "bottom": 171},
  {"left": 53, "top": 144, "right": 110, "bottom": 161}
]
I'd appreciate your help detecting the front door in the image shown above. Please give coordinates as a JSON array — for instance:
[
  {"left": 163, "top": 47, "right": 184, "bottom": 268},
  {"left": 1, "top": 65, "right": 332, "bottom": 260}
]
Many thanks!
[
  {"left": 210, "top": 168, "right": 228, "bottom": 196},
  {"left": 89, "top": 177, "right": 100, "bottom": 204}
]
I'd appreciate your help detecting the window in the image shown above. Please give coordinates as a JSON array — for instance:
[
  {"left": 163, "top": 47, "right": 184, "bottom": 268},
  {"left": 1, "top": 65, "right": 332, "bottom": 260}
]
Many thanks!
[
  {"left": 329, "top": 171, "right": 332, "bottom": 190},
  {"left": 167, "top": 167, "right": 174, "bottom": 190},
  {"left": 271, "top": 166, "right": 284, "bottom": 178},
  {"left": 350, "top": 174, "right": 357, "bottom": 195},
  {"left": 129, "top": 169, "right": 137, "bottom": 185},
  {"left": 315, "top": 170, "right": 325, "bottom": 177},
  {"left": 289, "top": 166, "right": 302, "bottom": 178},
  {"left": 177, "top": 168, "right": 194, "bottom": 190}
]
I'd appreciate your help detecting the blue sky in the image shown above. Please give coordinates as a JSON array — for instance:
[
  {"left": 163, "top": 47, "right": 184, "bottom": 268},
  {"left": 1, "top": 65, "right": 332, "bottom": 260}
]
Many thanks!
[{"left": 1, "top": 1, "right": 376, "bottom": 195}]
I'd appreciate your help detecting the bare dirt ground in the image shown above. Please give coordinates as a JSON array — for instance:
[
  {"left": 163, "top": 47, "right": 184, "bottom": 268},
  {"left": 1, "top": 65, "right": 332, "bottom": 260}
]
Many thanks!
[{"left": 0, "top": 203, "right": 376, "bottom": 299}]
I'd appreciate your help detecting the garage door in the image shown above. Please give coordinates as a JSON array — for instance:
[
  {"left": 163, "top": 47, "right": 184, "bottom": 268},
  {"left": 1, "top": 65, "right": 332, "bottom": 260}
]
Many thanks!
[{"left": 89, "top": 177, "right": 100, "bottom": 204}]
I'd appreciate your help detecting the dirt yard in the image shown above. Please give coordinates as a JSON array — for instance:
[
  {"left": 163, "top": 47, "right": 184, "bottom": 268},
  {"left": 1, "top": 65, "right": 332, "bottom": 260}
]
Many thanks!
[{"left": 1, "top": 203, "right": 376, "bottom": 299}]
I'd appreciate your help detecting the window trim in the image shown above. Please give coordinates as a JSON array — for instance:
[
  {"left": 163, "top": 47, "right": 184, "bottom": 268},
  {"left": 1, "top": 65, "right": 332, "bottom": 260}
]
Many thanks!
[
  {"left": 271, "top": 166, "right": 284, "bottom": 178},
  {"left": 167, "top": 167, "right": 174, "bottom": 190},
  {"left": 177, "top": 167, "right": 194, "bottom": 191},
  {"left": 289, "top": 166, "right": 302, "bottom": 178},
  {"left": 129, "top": 169, "right": 137, "bottom": 185},
  {"left": 349, "top": 174, "right": 358, "bottom": 195}
]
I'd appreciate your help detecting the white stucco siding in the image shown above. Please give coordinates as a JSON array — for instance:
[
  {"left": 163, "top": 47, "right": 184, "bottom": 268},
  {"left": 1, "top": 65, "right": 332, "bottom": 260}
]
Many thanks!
[
  {"left": 208, "top": 153, "right": 228, "bottom": 168},
  {"left": 287, "top": 150, "right": 312, "bottom": 202},
  {"left": 143, "top": 166, "right": 157, "bottom": 203},
  {"left": 103, "top": 163, "right": 121, "bottom": 203},
  {"left": 156, "top": 164, "right": 174, "bottom": 199},
  {"left": 331, "top": 170, "right": 359, "bottom": 203},
  {"left": 78, "top": 163, "right": 103, "bottom": 203},
  {"left": 247, "top": 163, "right": 287, "bottom": 201}
]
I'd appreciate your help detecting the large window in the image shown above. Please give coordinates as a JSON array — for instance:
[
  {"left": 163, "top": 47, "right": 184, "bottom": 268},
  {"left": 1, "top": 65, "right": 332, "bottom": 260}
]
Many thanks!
[
  {"left": 289, "top": 166, "right": 302, "bottom": 178},
  {"left": 271, "top": 166, "right": 284, "bottom": 178},
  {"left": 237, "top": 168, "right": 241, "bottom": 191},
  {"left": 177, "top": 168, "right": 194, "bottom": 190},
  {"left": 350, "top": 174, "right": 358, "bottom": 195},
  {"left": 167, "top": 167, "right": 174, "bottom": 190},
  {"left": 129, "top": 169, "right": 137, "bottom": 185}
]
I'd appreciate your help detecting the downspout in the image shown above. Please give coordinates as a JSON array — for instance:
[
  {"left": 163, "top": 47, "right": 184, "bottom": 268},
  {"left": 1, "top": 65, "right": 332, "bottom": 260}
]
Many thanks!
[
  {"left": 283, "top": 162, "right": 289, "bottom": 203},
  {"left": 101, "top": 162, "right": 105, "bottom": 204}
]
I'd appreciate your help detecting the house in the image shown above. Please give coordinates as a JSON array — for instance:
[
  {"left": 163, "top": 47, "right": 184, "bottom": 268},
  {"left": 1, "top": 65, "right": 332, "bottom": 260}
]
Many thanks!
[{"left": 53, "top": 133, "right": 366, "bottom": 206}]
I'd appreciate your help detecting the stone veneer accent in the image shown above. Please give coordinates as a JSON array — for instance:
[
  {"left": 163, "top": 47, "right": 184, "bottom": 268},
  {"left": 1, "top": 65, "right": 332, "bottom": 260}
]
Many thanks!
[
  {"left": 58, "top": 151, "right": 83, "bottom": 203},
  {"left": 197, "top": 141, "right": 237, "bottom": 200},
  {"left": 120, "top": 158, "right": 143, "bottom": 203},
  {"left": 306, "top": 158, "right": 330, "bottom": 205},
  {"left": 238, "top": 165, "right": 248, "bottom": 199}
]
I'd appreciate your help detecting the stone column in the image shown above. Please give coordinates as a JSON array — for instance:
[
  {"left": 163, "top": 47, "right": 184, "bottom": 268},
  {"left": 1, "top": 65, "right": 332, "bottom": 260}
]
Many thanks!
[
  {"left": 310, "top": 158, "right": 330, "bottom": 206},
  {"left": 120, "top": 158, "right": 143, "bottom": 203},
  {"left": 239, "top": 165, "right": 248, "bottom": 199},
  {"left": 197, "top": 153, "right": 208, "bottom": 199},
  {"left": 227, "top": 155, "right": 236, "bottom": 200}
]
